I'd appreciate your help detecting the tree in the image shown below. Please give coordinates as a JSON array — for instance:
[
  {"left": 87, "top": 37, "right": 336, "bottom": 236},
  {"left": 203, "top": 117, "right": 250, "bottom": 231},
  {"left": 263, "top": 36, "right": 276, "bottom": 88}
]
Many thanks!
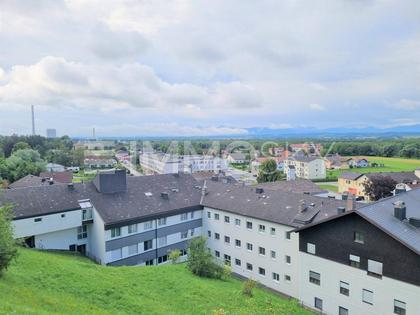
[
  {"left": 0, "top": 205, "right": 18, "bottom": 277},
  {"left": 242, "top": 278, "right": 257, "bottom": 297},
  {"left": 168, "top": 249, "right": 181, "bottom": 264},
  {"left": 187, "top": 236, "right": 223, "bottom": 279},
  {"left": 363, "top": 175, "right": 397, "bottom": 201},
  {"left": 12, "top": 141, "right": 30, "bottom": 152},
  {"left": 257, "top": 159, "right": 282, "bottom": 183},
  {"left": 2, "top": 149, "right": 46, "bottom": 183}
]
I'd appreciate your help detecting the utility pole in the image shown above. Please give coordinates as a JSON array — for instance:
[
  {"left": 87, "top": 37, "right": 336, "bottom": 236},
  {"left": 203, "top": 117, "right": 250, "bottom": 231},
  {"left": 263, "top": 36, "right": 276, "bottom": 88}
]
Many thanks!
[{"left": 31, "top": 105, "right": 36, "bottom": 135}]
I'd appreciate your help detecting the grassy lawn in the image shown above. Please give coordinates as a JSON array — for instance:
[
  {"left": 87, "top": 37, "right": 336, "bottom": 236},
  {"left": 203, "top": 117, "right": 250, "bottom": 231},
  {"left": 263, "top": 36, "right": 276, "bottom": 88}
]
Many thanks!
[
  {"left": 0, "top": 249, "right": 313, "bottom": 315},
  {"left": 327, "top": 156, "right": 420, "bottom": 180},
  {"left": 230, "top": 163, "right": 250, "bottom": 171},
  {"left": 72, "top": 170, "right": 97, "bottom": 183},
  {"left": 317, "top": 184, "right": 338, "bottom": 192}
]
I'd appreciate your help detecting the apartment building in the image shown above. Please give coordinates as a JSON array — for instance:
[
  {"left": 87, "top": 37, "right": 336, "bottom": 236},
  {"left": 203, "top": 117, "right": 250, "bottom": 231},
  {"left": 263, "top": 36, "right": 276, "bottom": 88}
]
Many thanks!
[
  {"left": 284, "top": 156, "right": 326, "bottom": 180},
  {"left": 296, "top": 190, "right": 420, "bottom": 315}
]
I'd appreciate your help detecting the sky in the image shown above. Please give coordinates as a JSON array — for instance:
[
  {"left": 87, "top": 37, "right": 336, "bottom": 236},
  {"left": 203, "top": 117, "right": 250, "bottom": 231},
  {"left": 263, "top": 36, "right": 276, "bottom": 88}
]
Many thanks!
[{"left": 1, "top": 0, "right": 420, "bottom": 137}]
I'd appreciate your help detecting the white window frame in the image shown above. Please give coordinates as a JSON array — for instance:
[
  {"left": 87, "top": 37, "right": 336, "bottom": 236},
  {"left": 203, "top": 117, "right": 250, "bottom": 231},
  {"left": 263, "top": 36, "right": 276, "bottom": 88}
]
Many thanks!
[
  {"left": 362, "top": 289, "right": 374, "bottom": 305},
  {"left": 128, "top": 224, "right": 137, "bottom": 234},
  {"left": 307, "top": 243, "right": 316, "bottom": 254}
]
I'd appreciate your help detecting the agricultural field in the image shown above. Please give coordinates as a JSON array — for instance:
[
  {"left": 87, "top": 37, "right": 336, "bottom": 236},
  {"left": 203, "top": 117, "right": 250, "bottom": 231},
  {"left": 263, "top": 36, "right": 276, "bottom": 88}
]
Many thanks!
[
  {"left": 0, "top": 249, "right": 313, "bottom": 315},
  {"left": 327, "top": 156, "right": 420, "bottom": 180}
]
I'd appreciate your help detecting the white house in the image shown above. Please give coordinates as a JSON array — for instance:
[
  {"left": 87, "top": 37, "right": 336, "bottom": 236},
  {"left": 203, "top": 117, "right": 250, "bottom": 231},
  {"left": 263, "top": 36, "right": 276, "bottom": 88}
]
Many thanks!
[{"left": 284, "top": 156, "right": 326, "bottom": 180}]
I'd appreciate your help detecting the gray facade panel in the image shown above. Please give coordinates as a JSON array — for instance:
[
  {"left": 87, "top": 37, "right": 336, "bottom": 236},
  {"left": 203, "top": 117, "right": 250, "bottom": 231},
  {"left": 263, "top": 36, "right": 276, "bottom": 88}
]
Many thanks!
[
  {"left": 157, "top": 240, "right": 189, "bottom": 256},
  {"left": 106, "top": 230, "right": 156, "bottom": 251},
  {"left": 156, "top": 219, "right": 202, "bottom": 237},
  {"left": 108, "top": 250, "right": 156, "bottom": 266}
]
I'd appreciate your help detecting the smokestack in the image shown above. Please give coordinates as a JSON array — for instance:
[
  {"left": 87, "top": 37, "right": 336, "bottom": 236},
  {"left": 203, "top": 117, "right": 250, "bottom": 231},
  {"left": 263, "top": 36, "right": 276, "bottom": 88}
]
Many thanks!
[
  {"left": 31, "top": 105, "right": 36, "bottom": 135},
  {"left": 346, "top": 194, "right": 356, "bottom": 211},
  {"left": 93, "top": 127, "right": 96, "bottom": 140},
  {"left": 394, "top": 201, "right": 406, "bottom": 221}
]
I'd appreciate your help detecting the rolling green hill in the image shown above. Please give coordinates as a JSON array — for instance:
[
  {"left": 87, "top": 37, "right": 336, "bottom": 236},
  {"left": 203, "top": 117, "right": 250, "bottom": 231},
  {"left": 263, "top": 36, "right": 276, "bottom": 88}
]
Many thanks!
[{"left": 0, "top": 249, "right": 312, "bottom": 315}]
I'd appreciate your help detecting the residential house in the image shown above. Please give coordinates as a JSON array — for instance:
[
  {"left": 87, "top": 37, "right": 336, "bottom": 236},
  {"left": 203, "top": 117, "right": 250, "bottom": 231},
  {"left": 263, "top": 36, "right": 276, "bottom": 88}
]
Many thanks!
[
  {"left": 284, "top": 156, "right": 326, "bottom": 180},
  {"left": 251, "top": 156, "right": 285, "bottom": 173},
  {"left": 84, "top": 158, "right": 117, "bottom": 169},
  {"left": 46, "top": 163, "right": 66, "bottom": 172},
  {"left": 8, "top": 175, "right": 51, "bottom": 189},
  {"left": 324, "top": 154, "right": 343, "bottom": 169},
  {"left": 227, "top": 152, "right": 248, "bottom": 164},
  {"left": 39, "top": 171, "right": 73, "bottom": 184}
]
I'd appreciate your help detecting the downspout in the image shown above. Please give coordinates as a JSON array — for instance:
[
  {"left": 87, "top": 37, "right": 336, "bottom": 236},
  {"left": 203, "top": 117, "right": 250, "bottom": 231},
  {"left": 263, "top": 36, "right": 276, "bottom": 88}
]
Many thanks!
[{"left": 154, "top": 218, "right": 158, "bottom": 265}]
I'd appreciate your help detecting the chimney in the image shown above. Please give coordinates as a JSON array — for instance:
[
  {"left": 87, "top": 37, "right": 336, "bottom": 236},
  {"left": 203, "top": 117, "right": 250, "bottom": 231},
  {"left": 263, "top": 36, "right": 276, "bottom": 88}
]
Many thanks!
[
  {"left": 342, "top": 192, "right": 349, "bottom": 201},
  {"left": 256, "top": 188, "right": 264, "bottom": 194},
  {"left": 211, "top": 176, "right": 219, "bottom": 182},
  {"left": 394, "top": 201, "right": 406, "bottom": 221},
  {"left": 408, "top": 217, "right": 420, "bottom": 228},
  {"left": 67, "top": 183, "right": 74, "bottom": 190},
  {"left": 299, "top": 200, "right": 307, "bottom": 213},
  {"left": 160, "top": 192, "right": 169, "bottom": 200},
  {"left": 337, "top": 206, "right": 346, "bottom": 214},
  {"left": 93, "top": 169, "right": 127, "bottom": 194},
  {"left": 346, "top": 194, "right": 356, "bottom": 211},
  {"left": 394, "top": 183, "right": 407, "bottom": 195}
]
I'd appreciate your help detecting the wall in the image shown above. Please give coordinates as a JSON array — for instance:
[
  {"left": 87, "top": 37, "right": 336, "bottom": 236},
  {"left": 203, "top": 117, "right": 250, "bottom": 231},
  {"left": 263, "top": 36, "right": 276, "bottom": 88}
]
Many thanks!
[
  {"left": 34, "top": 227, "right": 78, "bottom": 250},
  {"left": 88, "top": 207, "right": 106, "bottom": 264}
]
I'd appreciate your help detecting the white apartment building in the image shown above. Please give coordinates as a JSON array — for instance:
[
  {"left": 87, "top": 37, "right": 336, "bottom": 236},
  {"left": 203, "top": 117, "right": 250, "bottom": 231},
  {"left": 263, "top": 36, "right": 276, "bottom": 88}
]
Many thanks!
[{"left": 284, "top": 156, "right": 326, "bottom": 180}]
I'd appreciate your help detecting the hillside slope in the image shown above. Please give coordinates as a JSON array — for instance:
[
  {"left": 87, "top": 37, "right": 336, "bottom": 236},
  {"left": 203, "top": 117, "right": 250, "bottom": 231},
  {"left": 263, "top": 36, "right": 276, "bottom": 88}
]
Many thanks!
[{"left": 0, "top": 249, "right": 312, "bottom": 315}]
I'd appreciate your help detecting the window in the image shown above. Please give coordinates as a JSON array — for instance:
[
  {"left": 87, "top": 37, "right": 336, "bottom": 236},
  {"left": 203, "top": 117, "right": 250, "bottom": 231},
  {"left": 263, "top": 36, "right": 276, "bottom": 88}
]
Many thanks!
[
  {"left": 354, "top": 231, "right": 365, "bottom": 244},
  {"left": 235, "top": 218, "right": 241, "bottom": 226},
  {"left": 215, "top": 233, "right": 220, "bottom": 240},
  {"left": 224, "top": 254, "right": 231, "bottom": 266},
  {"left": 272, "top": 272, "right": 280, "bottom": 282},
  {"left": 246, "top": 243, "right": 253, "bottom": 251},
  {"left": 215, "top": 250, "right": 220, "bottom": 257},
  {"left": 61, "top": 214, "right": 66, "bottom": 218},
  {"left": 214, "top": 213, "right": 220, "bottom": 220},
  {"left": 362, "top": 289, "right": 373, "bottom": 305},
  {"left": 224, "top": 236, "right": 230, "bottom": 244},
  {"left": 110, "top": 248, "right": 122, "bottom": 260},
  {"left": 246, "top": 263, "right": 253, "bottom": 271},
  {"left": 207, "top": 230, "right": 212, "bottom": 238},
  {"left": 258, "top": 267, "right": 266, "bottom": 276},
  {"left": 339, "top": 306, "right": 349, "bottom": 315},
  {"left": 158, "top": 236, "right": 167, "bottom": 246},
  {"left": 111, "top": 227, "right": 121, "bottom": 238},
  {"left": 224, "top": 216, "right": 230, "bottom": 223},
  {"left": 144, "top": 221, "right": 153, "bottom": 230},
  {"left": 34, "top": 218, "right": 42, "bottom": 222},
  {"left": 270, "top": 227, "right": 276, "bottom": 236},
  {"left": 235, "top": 239, "right": 241, "bottom": 247},
  {"left": 284, "top": 275, "right": 291, "bottom": 281},
  {"left": 285, "top": 231, "right": 291, "bottom": 240},
  {"left": 349, "top": 254, "right": 361, "bottom": 268},
  {"left": 77, "top": 225, "right": 88, "bottom": 239},
  {"left": 285, "top": 255, "right": 291, "bottom": 264},
  {"left": 128, "top": 224, "right": 137, "bottom": 234},
  {"left": 144, "top": 240, "right": 153, "bottom": 251},
  {"left": 207, "top": 211, "right": 211, "bottom": 218},
  {"left": 145, "top": 259, "right": 154, "bottom": 266},
  {"left": 258, "top": 224, "right": 266, "bottom": 233},
  {"left": 180, "top": 213, "right": 188, "bottom": 221},
  {"left": 340, "top": 281, "right": 349, "bottom": 296},
  {"left": 271, "top": 250, "right": 276, "bottom": 259},
  {"left": 158, "top": 218, "right": 166, "bottom": 226},
  {"left": 235, "top": 258, "right": 241, "bottom": 266},
  {"left": 181, "top": 231, "right": 188, "bottom": 239},
  {"left": 367, "top": 259, "right": 383, "bottom": 277},
  {"left": 307, "top": 243, "right": 316, "bottom": 254},
  {"left": 158, "top": 255, "right": 168, "bottom": 264},
  {"left": 190, "top": 229, "right": 195, "bottom": 237},
  {"left": 246, "top": 221, "right": 253, "bottom": 229},
  {"left": 190, "top": 211, "right": 194, "bottom": 219},
  {"left": 128, "top": 244, "right": 138, "bottom": 255},
  {"left": 394, "top": 299, "right": 406, "bottom": 315},
  {"left": 314, "top": 298, "right": 323, "bottom": 311},
  {"left": 309, "top": 271, "right": 320, "bottom": 285},
  {"left": 258, "top": 247, "right": 266, "bottom": 255}
]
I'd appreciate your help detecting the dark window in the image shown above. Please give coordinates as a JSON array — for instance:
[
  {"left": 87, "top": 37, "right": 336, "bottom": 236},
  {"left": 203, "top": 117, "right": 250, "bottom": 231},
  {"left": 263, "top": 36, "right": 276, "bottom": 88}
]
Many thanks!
[
  {"left": 235, "top": 239, "right": 241, "bottom": 247},
  {"left": 246, "top": 221, "right": 253, "bottom": 229},
  {"left": 34, "top": 218, "right": 42, "bottom": 222},
  {"left": 207, "top": 211, "right": 211, "bottom": 218},
  {"left": 340, "top": 281, "right": 349, "bottom": 296},
  {"left": 394, "top": 300, "right": 406, "bottom": 315},
  {"left": 224, "top": 254, "right": 231, "bottom": 266},
  {"left": 349, "top": 254, "right": 361, "bottom": 268},
  {"left": 246, "top": 243, "right": 253, "bottom": 251},
  {"left": 314, "top": 297, "right": 323, "bottom": 310},
  {"left": 61, "top": 214, "right": 66, "bottom": 218},
  {"left": 214, "top": 213, "right": 220, "bottom": 220},
  {"left": 286, "top": 255, "right": 291, "bottom": 264},
  {"left": 246, "top": 263, "right": 253, "bottom": 271},
  {"left": 207, "top": 230, "right": 211, "bottom": 238},
  {"left": 215, "top": 233, "right": 220, "bottom": 240},
  {"left": 339, "top": 306, "right": 348, "bottom": 315},
  {"left": 354, "top": 231, "right": 365, "bottom": 244},
  {"left": 224, "top": 236, "right": 230, "bottom": 244},
  {"left": 111, "top": 227, "right": 121, "bottom": 238},
  {"left": 215, "top": 250, "right": 220, "bottom": 258},
  {"left": 258, "top": 224, "right": 265, "bottom": 233},
  {"left": 309, "top": 271, "right": 321, "bottom": 285},
  {"left": 272, "top": 272, "right": 280, "bottom": 281},
  {"left": 235, "top": 259, "right": 241, "bottom": 266},
  {"left": 285, "top": 231, "right": 291, "bottom": 240},
  {"left": 144, "top": 239, "right": 153, "bottom": 251},
  {"left": 77, "top": 225, "right": 88, "bottom": 239},
  {"left": 158, "top": 255, "right": 168, "bottom": 264},
  {"left": 258, "top": 247, "right": 265, "bottom": 255},
  {"left": 224, "top": 216, "right": 230, "bottom": 223},
  {"left": 258, "top": 267, "right": 265, "bottom": 276},
  {"left": 145, "top": 259, "right": 154, "bottom": 266},
  {"left": 284, "top": 275, "right": 291, "bottom": 281}
]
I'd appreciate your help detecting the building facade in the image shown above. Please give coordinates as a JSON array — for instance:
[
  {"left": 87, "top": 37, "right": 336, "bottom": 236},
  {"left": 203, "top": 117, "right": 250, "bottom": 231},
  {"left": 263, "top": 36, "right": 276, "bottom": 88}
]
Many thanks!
[{"left": 284, "top": 156, "right": 326, "bottom": 180}]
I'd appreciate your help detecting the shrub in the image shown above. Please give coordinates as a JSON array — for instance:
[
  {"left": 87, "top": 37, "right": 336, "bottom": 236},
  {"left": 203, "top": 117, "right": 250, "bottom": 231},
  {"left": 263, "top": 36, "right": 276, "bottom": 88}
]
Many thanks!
[
  {"left": 168, "top": 249, "right": 181, "bottom": 264},
  {"left": 212, "top": 309, "right": 227, "bottom": 315},
  {"left": 242, "top": 278, "right": 257, "bottom": 297},
  {"left": 0, "top": 205, "right": 18, "bottom": 277},
  {"left": 187, "top": 236, "right": 223, "bottom": 279}
]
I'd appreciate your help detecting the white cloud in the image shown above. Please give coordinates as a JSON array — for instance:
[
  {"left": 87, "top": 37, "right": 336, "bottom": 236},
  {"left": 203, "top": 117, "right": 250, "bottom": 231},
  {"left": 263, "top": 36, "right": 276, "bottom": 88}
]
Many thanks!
[
  {"left": 309, "top": 103, "right": 326, "bottom": 111},
  {"left": 395, "top": 98, "right": 420, "bottom": 110}
]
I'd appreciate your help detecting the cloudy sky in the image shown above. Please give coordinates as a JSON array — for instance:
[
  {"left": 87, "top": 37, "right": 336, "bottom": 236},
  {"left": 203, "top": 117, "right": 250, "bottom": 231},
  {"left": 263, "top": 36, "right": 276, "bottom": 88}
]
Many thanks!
[{"left": 1, "top": 0, "right": 420, "bottom": 137}]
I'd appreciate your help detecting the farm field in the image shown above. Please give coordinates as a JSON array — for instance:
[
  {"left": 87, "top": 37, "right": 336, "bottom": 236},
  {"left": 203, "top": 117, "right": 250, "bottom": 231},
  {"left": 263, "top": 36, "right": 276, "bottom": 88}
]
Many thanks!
[
  {"left": 327, "top": 156, "right": 420, "bottom": 180},
  {"left": 0, "top": 249, "right": 313, "bottom": 315}
]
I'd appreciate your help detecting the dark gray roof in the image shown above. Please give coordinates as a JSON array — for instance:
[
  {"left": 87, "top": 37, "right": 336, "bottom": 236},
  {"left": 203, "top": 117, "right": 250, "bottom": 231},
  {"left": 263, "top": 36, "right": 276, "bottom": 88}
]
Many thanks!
[
  {"left": 202, "top": 180, "right": 353, "bottom": 227},
  {"left": 8, "top": 175, "right": 47, "bottom": 189},
  {"left": 2, "top": 173, "right": 202, "bottom": 225},
  {"left": 287, "top": 156, "right": 321, "bottom": 163},
  {"left": 339, "top": 172, "right": 363, "bottom": 180},
  {"left": 365, "top": 171, "right": 419, "bottom": 184},
  {"left": 256, "top": 179, "right": 327, "bottom": 195}
]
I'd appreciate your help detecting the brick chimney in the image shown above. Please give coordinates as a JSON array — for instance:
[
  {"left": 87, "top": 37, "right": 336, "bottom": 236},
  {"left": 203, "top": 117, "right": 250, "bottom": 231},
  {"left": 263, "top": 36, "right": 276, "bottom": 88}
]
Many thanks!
[{"left": 346, "top": 194, "right": 356, "bottom": 211}]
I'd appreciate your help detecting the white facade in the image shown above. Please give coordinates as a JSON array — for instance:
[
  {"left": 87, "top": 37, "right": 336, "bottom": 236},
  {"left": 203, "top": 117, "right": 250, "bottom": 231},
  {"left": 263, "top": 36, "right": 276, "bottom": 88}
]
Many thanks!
[
  {"left": 284, "top": 158, "right": 326, "bottom": 180},
  {"left": 203, "top": 207, "right": 300, "bottom": 298},
  {"left": 299, "top": 252, "right": 420, "bottom": 315},
  {"left": 183, "top": 155, "right": 228, "bottom": 173}
]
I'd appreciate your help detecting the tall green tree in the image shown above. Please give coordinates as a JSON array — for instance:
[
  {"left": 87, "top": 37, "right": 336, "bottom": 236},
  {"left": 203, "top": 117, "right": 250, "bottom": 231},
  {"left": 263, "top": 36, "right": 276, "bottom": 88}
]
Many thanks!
[
  {"left": 187, "top": 236, "right": 223, "bottom": 279},
  {"left": 257, "top": 159, "right": 282, "bottom": 183},
  {"left": 0, "top": 205, "right": 18, "bottom": 277},
  {"left": 1, "top": 149, "right": 46, "bottom": 183}
]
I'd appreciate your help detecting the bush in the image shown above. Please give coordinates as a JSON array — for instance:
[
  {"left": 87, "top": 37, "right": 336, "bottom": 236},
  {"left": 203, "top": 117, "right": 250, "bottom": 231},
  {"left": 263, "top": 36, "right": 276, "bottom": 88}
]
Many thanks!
[
  {"left": 187, "top": 236, "right": 223, "bottom": 279},
  {"left": 212, "top": 309, "right": 227, "bottom": 315},
  {"left": 0, "top": 205, "right": 18, "bottom": 277},
  {"left": 168, "top": 249, "right": 181, "bottom": 264},
  {"left": 242, "top": 278, "right": 257, "bottom": 297}
]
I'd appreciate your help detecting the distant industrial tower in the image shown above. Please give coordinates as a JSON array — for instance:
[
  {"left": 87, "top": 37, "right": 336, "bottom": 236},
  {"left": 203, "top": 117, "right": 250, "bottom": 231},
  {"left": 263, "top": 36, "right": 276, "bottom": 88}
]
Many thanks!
[
  {"left": 31, "top": 105, "right": 36, "bottom": 135},
  {"left": 46, "top": 129, "right": 57, "bottom": 138},
  {"left": 93, "top": 127, "right": 96, "bottom": 140}
]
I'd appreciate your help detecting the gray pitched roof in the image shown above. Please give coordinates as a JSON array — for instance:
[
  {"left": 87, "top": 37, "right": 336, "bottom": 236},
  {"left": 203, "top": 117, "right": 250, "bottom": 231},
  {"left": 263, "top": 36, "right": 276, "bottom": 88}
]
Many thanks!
[
  {"left": 256, "top": 179, "right": 326, "bottom": 195},
  {"left": 8, "top": 175, "right": 47, "bottom": 189},
  {"left": 202, "top": 180, "right": 352, "bottom": 227},
  {"left": 339, "top": 172, "right": 363, "bottom": 180}
]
